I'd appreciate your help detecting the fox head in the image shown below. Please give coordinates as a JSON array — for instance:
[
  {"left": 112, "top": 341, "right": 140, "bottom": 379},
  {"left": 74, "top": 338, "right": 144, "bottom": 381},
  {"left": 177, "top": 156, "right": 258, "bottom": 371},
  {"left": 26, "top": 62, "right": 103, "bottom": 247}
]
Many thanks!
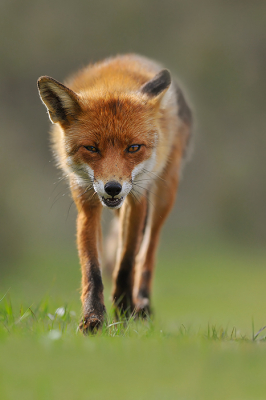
[{"left": 38, "top": 69, "right": 171, "bottom": 208}]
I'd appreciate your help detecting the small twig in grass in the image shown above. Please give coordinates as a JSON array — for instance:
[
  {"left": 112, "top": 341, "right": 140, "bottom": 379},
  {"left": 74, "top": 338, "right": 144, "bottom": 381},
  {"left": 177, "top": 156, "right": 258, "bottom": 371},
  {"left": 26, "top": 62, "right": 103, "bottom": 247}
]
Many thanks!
[
  {"left": 230, "top": 326, "right": 236, "bottom": 340},
  {"left": 28, "top": 307, "right": 38, "bottom": 321},
  {"left": 15, "top": 304, "right": 35, "bottom": 325}
]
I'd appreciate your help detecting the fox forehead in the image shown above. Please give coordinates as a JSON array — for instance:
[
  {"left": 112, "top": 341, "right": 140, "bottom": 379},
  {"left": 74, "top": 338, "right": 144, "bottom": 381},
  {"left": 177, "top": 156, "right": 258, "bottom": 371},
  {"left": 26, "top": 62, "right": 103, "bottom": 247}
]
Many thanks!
[{"left": 65, "top": 93, "right": 158, "bottom": 151}]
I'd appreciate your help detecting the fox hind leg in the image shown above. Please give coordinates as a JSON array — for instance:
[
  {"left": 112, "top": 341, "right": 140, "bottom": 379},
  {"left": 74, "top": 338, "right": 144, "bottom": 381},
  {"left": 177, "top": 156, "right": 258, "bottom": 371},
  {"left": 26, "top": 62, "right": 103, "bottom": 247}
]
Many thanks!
[
  {"left": 104, "top": 213, "right": 120, "bottom": 278},
  {"left": 133, "top": 156, "right": 181, "bottom": 317},
  {"left": 112, "top": 196, "right": 148, "bottom": 316}
]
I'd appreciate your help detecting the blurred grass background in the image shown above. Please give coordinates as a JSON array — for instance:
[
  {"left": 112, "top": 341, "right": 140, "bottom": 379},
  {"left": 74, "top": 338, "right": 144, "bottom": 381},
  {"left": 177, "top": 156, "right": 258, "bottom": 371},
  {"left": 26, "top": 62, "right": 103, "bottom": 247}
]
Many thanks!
[
  {"left": 1, "top": 1, "right": 266, "bottom": 398},
  {"left": 1, "top": 0, "right": 266, "bottom": 272}
]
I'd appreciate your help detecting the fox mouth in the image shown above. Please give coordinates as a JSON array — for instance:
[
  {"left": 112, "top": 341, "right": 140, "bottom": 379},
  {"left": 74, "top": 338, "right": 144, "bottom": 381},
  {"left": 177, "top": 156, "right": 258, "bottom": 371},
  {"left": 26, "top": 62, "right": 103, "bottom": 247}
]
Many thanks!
[{"left": 102, "top": 197, "right": 123, "bottom": 208}]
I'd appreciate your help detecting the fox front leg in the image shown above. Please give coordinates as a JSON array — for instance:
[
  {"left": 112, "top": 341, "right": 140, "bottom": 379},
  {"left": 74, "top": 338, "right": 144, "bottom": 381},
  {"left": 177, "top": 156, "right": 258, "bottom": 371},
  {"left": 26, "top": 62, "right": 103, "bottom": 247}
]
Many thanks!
[{"left": 77, "top": 204, "right": 106, "bottom": 333}]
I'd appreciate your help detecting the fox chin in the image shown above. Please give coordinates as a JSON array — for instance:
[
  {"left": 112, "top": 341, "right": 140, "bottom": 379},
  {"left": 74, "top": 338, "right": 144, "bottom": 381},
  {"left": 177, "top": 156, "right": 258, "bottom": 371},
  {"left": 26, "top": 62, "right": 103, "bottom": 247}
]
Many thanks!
[{"left": 38, "top": 54, "right": 192, "bottom": 333}]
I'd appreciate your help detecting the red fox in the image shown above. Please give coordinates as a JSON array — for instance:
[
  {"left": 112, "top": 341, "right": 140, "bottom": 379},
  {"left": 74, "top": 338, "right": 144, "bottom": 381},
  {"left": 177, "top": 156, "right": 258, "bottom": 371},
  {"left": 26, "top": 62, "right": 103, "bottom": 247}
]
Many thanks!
[{"left": 38, "top": 54, "right": 192, "bottom": 333}]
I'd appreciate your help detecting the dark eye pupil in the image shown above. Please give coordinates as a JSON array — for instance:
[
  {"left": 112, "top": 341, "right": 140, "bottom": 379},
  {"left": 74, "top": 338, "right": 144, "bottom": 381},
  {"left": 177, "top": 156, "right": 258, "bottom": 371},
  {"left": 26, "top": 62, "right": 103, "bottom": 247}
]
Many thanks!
[{"left": 86, "top": 146, "right": 97, "bottom": 152}]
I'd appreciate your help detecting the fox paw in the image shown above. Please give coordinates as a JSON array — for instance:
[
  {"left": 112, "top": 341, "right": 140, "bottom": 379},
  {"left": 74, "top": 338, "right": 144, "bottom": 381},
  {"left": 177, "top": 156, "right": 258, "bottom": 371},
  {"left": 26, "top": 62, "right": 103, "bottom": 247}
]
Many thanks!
[
  {"left": 79, "top": 311, "right": 105, "bottom": 334},
  {"left": 134, "top": 297, "right": 151, "bottom": 318}
]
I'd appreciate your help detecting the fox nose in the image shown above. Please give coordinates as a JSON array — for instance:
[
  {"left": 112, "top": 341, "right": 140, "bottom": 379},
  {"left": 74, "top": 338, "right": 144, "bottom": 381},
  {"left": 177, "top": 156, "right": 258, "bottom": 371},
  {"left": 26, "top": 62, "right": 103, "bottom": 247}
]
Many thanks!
[{"left": 104, "top": 181, "right": 122, "bottom": 197}]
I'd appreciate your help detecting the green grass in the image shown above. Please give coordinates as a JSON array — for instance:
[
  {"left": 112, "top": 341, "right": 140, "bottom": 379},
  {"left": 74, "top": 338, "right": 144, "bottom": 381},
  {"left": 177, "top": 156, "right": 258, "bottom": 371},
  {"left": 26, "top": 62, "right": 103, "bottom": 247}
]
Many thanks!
[{"left": 1, "top": 238, "right": 266, "bottom": 399}]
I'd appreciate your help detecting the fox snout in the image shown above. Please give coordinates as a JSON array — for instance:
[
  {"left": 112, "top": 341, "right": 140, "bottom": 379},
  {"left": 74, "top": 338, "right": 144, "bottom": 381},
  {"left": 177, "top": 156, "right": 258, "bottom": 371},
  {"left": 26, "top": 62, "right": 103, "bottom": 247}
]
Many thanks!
[
  {"left": 93, "top": 178, "right": 132, "bottom": 209},
  {"left": 104, "top": 181, "right": 122, "bottom": 197},
  {"left": 102, "top": 181, "right": 124, "bottom": 208}
]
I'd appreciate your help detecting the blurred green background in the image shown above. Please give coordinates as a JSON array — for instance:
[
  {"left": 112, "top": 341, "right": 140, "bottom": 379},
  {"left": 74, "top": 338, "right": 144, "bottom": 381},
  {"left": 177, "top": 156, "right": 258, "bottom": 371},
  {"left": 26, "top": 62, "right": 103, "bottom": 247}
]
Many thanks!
[{"left": 1, "top": 0, "right": 266, "bottom": 322}]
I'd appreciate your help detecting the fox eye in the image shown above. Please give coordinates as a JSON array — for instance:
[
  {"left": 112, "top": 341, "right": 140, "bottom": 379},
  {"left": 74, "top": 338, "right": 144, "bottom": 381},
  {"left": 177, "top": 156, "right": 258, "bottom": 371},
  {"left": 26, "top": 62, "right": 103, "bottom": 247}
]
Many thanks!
[
  {"left": 127, "top": 144, "right": 141, "bottom": 153},
  {"left": 84, "top": 145, "right": 98, "bottom": 153}
]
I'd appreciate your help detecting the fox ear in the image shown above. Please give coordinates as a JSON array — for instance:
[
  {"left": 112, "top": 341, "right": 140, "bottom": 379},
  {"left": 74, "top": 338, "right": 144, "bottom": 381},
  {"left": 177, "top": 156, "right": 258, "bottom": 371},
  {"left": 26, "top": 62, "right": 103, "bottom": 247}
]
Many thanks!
[
  {"left": 37, "top": 76, "right": 81, "bottom": 125},
  {"left": 141, "top": 69, "right": 171, "bottom": 99}
]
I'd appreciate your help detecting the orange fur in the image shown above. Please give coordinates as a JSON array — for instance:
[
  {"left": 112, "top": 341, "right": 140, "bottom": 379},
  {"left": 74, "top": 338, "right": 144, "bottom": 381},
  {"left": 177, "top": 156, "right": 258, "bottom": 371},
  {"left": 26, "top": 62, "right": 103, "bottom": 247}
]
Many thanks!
[{"left": 38, "top": 54, "right": 192, "bottom": 332}]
